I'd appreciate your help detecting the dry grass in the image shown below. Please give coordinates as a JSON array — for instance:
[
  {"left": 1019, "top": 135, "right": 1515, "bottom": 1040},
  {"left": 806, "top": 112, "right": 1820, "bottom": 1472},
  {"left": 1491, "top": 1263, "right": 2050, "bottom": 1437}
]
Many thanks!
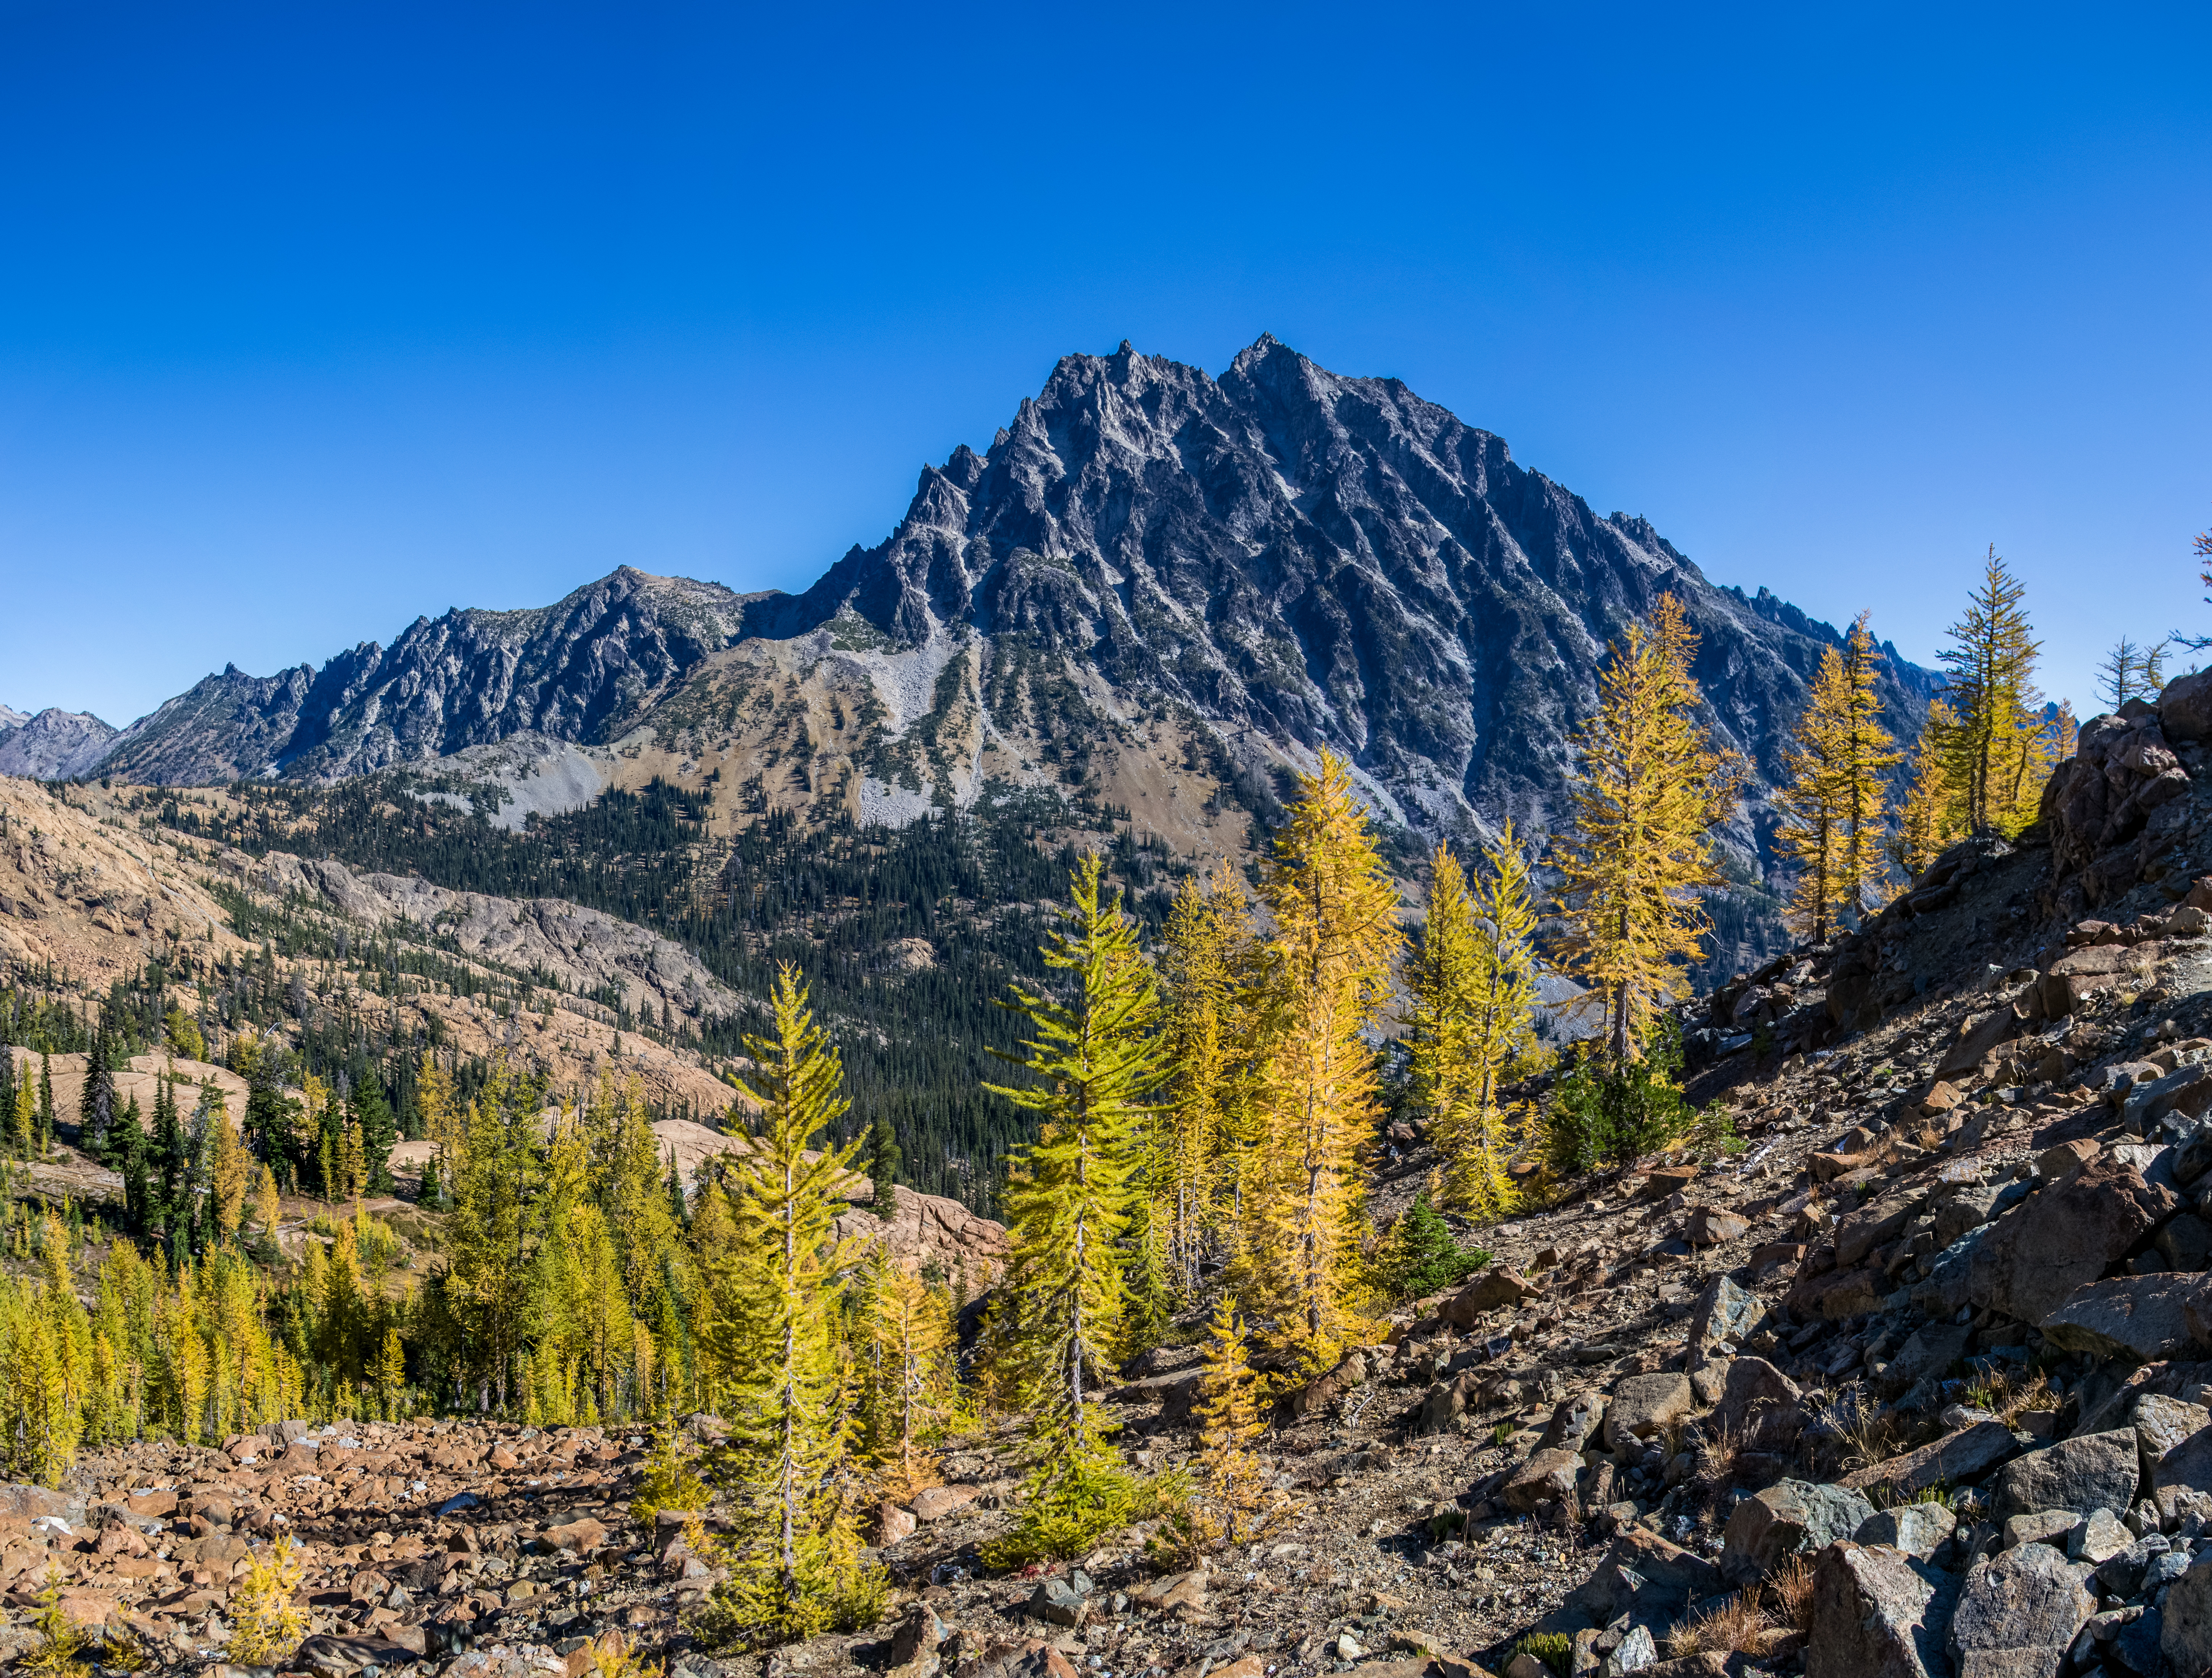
[
  {"left": 1765, "top": 1555, "right": 1817, "bottom": 1634},
  {"left": 1668, "top": 1590, "right": 1777, "bottom": 1659}
]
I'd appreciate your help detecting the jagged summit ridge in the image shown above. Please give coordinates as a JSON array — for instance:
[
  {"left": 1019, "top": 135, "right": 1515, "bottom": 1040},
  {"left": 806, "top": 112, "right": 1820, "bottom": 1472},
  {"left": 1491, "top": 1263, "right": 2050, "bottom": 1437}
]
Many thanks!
[{"left": 753, "top": 334, "right": 1939, "bottom": 837}]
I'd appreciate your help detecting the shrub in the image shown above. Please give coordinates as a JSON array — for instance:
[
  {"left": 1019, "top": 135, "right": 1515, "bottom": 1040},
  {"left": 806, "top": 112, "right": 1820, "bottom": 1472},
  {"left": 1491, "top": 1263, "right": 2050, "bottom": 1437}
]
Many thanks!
[
  {"left": 1546, "top": 1017, "right": 1693, "bottom": 1172},
  {"left": 1370, "top": 1195, "right": 1489, "bottom": 1301}
]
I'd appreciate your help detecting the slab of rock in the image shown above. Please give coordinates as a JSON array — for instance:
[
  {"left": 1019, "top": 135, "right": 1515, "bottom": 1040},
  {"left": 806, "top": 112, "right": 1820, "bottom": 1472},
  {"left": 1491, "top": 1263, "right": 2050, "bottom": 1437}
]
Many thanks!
[
  {"left": 1991, "top": 1429, "right": 2142, "bottom": 1521},
  {"left": 1721, "top": 1479, "right": 1877, "bottom": 1583},
  {"left": 1968, "top": 1159, "right": 2178, "bottom": 1324},
  {"left": 1438, "top": 1269, "right": 1539, "bottom": 1325},
  {"left": 1501, "top": 1449, "right": 1582, "bottom": 1514},
  {"left": 1686, "top": 1273, "right": 1761, "bottom": 1355},
  {"left": 1948, "top": 1542, "right": 2094, "bottom": 1678},
  {"left": 1603, "top": 1372, "right": 1693, "bottom": 1452},
  {"left": 2159, "top": 1211, "right": 2212, "bottom": 1269},
  {"left": 1854, "top": 1502, "right": 1958, "bottom": 1561},
  {"left": 1710, "top": 1357, "right": 1804, "bottom": 1449},
  {"left": 910, "top": 1484, "right": 979, "bottom": 1522},
  {"left": 1841, "top": 1420, "right": 2021, "bottom": 1501},
  {"left": 1838, "top": 1195, "right": 1919, "bottom": 1266},
  {"left": 1806, "top": 1542, "right": 1959, "bottom": 1678},
  {"left": 877, "top": 1502, "right": 917, "bottom": 1546},
  {"left": 2040, "top": 1272, "right": 2212, "bottom": 1361},
  {"left": 2151, "top": 1422, "right": 2212, "bottom": 1501},
  {"left": 2166, "top": 1550, "right": 2212, "bottom": 1674},
  {"left": 2136, "top": 1393, "right": 2212, "bottom": 1478}
]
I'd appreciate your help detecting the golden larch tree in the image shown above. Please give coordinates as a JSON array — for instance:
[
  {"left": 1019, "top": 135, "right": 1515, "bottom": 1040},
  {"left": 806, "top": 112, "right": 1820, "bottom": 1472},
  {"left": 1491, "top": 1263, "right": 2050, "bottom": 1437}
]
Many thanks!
[{"left": 1549, "top": 593, "right": 1741, "bottom": 1064}]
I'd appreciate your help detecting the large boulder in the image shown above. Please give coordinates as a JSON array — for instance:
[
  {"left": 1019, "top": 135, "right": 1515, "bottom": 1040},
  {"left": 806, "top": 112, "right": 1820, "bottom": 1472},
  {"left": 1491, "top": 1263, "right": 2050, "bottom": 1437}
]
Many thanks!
[
  {"left": 1874, "top": 1322, "right": 1971, "bottom": 1394},
  {"left": 1948, "top": 1541, "right": 2094, "bottom": 1678},
  {"left": 2039, "top": 1273, "right": 2212, "bottom": 1362},
  {"left": 1842, "top": 1420, "right": 2021, "bottom": 1502},
  {"left": 1539, "top": 1392, "right": 1606, "bottom": 1454},
  {"left": 1854, "top": 1502, "right": 1958, "bottom": 1562},
  {"left": 2161, "top": 669, "right": 2212, "bottom": 743},
  {"left": 1603, "top": 1372, "right": 1694, "bottom": 1452},
  {"left": 2165, "top": 1549, "right": 2212, "bottom": 1674},
  {"left": 1710, "top": 1357, "right": 1805, "bottom": 1449},
  {"left": 1990, "top": 1429, "right": 2142, "bottom": 1522},
  {"left": 1721, "top": 1480, "right": 1877, "bottom": 1583},
  {"left": 1967, "top": 1159, "right": 2178, "bottom": 1325},
  {"left": 1806, "top": 1542, "right": 1959, "bottom": 1678},
  {"left": 1500, "top": 1449, "right": 1582, "bottom": 1514}
]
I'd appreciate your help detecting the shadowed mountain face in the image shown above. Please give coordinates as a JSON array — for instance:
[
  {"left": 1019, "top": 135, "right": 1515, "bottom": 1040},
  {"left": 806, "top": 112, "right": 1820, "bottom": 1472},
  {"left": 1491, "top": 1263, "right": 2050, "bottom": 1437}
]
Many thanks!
[
  {"left": 95, "top": 569, "right": 757, "bottom": 784},
  {"left": 753, "top": 335, "right": 1939, "bottom": 839},
  {"left": 43, "top": 337, "right": 1933, "bottom": 866}
]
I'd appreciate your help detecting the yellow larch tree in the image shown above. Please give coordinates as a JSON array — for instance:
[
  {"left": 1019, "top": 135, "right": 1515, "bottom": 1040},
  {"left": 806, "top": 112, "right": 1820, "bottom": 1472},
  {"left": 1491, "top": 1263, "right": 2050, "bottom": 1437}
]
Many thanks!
[
  {"left": 1934, "top": 546, "right": 2049, "bottom": 837},
  {"left": 1247, "top": 751, "right": 1402, "bottom": 1369},
  {"left": 1549, "top": 593, "right": 1742, "bottom": 1065},
  {"left": 1154, "top": 861, "right": 1254, "bottom": 1298},
  {"left": 1891, "top": 698, "right": 1959, "bottom": 878}
]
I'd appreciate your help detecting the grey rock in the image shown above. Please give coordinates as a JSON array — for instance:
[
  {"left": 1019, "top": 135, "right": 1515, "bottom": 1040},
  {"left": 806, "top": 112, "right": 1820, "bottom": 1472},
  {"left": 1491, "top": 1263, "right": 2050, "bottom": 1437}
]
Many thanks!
[
  {"left": 1722, "top": 1479, "right": 1877, "bottom": 1583},
  {"left": 1604, "top": 1372, "right": 1694, "bottom": 1452},
  {"left": 1949, "top": 1542, "right": 2095, "bottom": 1678},
  {"left": 1879, "top": 1322, "right": 1972, "bottom": 1393},
  {"left": 1026, "top": 1577, "right": 1088, "bottom": 1626},
  {"left": 1573, "top": 1527, "right": 1725, "bottom": 1630},
  {"left": 1915, "top": 1231, "right": 1989, "bottom": 1317},
  {"left": 2165, "top": 1551, "right": 2212, "bottom": 1673},
  {"left": 2070, "top": 1507, "right": 2133, "bottom": 1564},
  {"left": 1602, "top": 1625, "right": 1656, "bottom": 1675},
  {"left": 2137, "top": 1395, "right": 2212, "bottom": 1481},
  {"left": 1855, "top": 1502, "right": 1959, "bottom": 1560},
  {"left": 2109, "top": 1606, "right": 2164, "bottom": 1678},
  {"left": 1709, "top": 1356, "right": 1805, "bottom": 1449},
  {"left": 2157, "top": 1212, "right": 2212, "bottom": 1271},
  {"left": 1843, "top": 1420, "right": 2022, "bottom": 1502},
  {"left": 1807, "top": 1541, "right": 1959, "bottom": 1678},
  {"left": 1687, "top": 1273, "right": 1763, "bottom": 1356},
  {"left": 2041, "top": 1275, "right": 2212, "bottom": 1362},
  {"left": 1540, "top": 1392, "right": 1607, "bottom": 1454},
  {"left": 1993, "top": 1431, "right": 2144, "bottom": 1522}
]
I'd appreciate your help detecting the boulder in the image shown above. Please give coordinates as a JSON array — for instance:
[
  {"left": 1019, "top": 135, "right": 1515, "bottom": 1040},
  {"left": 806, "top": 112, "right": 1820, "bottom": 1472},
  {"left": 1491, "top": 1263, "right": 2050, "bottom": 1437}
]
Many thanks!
[
  {"left": 1854, "top": 1502, "right": 1958, "bottom": 1561},
  {"left": 1990, "top": 1430, "right": 2142, "bottom": 1521},
  {"left": 1438, "top": 1269, "right": 1539, "bottom": 1325},
  {"left": 1574, "top": 1527, "right": 1725, "bottom": 1630},
  {"left": 1603, "top": 1372, "right": 1694, "bottom": 1452},
  {"left": 1876, "top": 1323, "right": 1971, "bottom": 1393},
  {"left": 2039, "top": 1273, "right": 2212, "bottom": 1361},
  {"left": 911, "top": 1485, "right": 979, "bottom": 1522},
  {"left": 1686, "top": 1273, "right": 1762, "bottom": 1356},
  {"left": 1501, "top": 1449, "right": 1582, "bottom": 1514},
  {"left": 1967, "top": 1159, "right": 2179, "bottom": 1324},
  {"left": 1539, "top": 1392, "right": 1607, "bottom": 1454},
  {"left": 877, "top": 1502, "right": 917, "bottom": 1546},
  {"left": 2151, "top": 1422, "right": 2212, "bottom": 1501},
  {"left": 2157, "top": 1211, "right": 2212, "bottom": 1269},
  {"left": 1947, "top": 1542, "right": 2094, "bottom": 1678},
  {"left": 2003, "top": 1510, "right": 2082, "bottom": 1551},
  {"left": 2166, "top": 1550, "right": 2212, "bottom": 1674},
  {"left": 1805, "top": 1542, "right": 1959, "bottom": 1678},
  {"left": 2136, "top": 1393, "right": 2212, "bottom": 1468},
  {"left": 1709, "top": 1357, "right": 1804, "bottom": 1449},
  {"left": 1842, "top": 1420, "right": 2022, "bottom": 1501},
  {"left": 1687, "top": 1207, "right": 1750, "bottom": 1245},
  {"left": 1721, "top": 1479, "right": 1876, "bottom": 1583},
  {"left": 2160, "top": 669, "right": 2212, "bottom": 742}
]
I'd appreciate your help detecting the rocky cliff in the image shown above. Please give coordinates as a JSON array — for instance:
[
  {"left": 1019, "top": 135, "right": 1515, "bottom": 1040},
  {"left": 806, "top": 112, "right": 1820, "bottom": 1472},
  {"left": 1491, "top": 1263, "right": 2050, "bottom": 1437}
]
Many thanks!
[{"left": 0, "top": 707, "right": 120, "bottom": 780}]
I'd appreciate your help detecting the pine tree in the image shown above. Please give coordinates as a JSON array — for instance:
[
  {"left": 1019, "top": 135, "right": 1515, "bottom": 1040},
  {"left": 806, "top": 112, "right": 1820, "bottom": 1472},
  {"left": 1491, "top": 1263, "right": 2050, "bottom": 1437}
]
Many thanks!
[
  {"left": 36, "top": 1052, "right": 53, "bottom": 1157},
  {"left": 78, "top": 1001, "right": 116, "bottom": 1162},
  {"left": 1550, "top": 593, "right": 1741, "bottom": 1065},
  {"left": 699, "top": 965, "right": 880, "bottom": 1645},
  {"left": 1934, "top": 547, "right": 2049, "bottom": 837},
  {"left": 864, "top": 1114, "right": 900, "bottom": 1211},
  {"left": 985, "top": 852, "right": 1164, "bottom": 1560},
  {"left": 1246, "top": 752, "right": 1402, "bottom": 1367}
]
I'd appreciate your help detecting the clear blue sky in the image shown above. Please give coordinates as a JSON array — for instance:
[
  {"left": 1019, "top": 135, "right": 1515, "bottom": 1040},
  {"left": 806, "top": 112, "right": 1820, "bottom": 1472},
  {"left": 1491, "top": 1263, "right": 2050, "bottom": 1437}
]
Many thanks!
[{"left": 5, "top": 0, "right": 2210, "bottom": 728}]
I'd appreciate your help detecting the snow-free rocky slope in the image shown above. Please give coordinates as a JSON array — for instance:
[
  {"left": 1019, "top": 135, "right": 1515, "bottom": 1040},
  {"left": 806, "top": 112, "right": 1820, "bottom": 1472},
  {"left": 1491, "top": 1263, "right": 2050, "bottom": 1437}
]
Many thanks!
[{"left": 31, "top": 338, "right": 1934, "bottom": 863}]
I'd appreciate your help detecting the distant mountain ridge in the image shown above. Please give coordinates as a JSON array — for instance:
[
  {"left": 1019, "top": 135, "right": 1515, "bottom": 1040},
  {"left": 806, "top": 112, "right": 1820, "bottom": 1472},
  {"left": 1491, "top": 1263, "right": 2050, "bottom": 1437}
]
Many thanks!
[{"left": 10, "top": 336, "right": 1938, "bottom": 867}]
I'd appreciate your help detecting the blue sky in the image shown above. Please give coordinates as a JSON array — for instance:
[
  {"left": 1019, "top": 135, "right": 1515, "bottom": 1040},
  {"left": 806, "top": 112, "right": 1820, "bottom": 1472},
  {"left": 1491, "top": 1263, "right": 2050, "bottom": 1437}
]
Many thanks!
[{"left": 5, "top": 0, "right": 2210, "bottom": 727}]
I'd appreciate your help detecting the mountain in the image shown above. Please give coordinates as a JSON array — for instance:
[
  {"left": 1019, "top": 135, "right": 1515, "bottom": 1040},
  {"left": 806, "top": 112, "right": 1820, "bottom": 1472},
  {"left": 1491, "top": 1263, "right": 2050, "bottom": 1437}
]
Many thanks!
[
  {"left": 30, "top": 337, "right": 1937, "bottom": 892},
  {"left": 750, "top": 335, "right": 1940, "bottom": 844},
  {"left": 0, "top": 708, "right": 120, "bottom": 780},
  {"left": 97, "top": 570, "right": 758, "bottom": 783}
]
